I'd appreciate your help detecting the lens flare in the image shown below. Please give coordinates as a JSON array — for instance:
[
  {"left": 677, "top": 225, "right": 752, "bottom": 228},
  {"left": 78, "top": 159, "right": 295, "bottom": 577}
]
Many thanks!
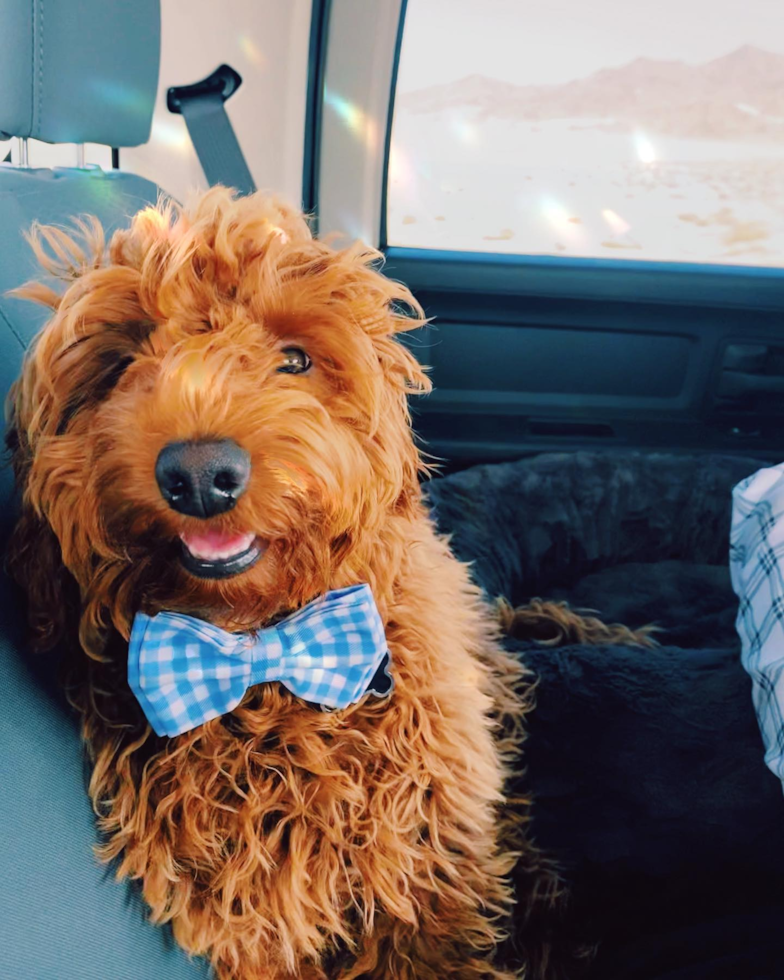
[
  {"left": 450, "top": 118, "right": 477, "bottom": 144},
  {"left": 324, "top": 89, "right": 377, "bottom": 150},
  {"left": 634, "top": 132, "right": 657, "bottom": 164},
  {"left": 602, "top": 208, "right": 631, "bottom": 235},
  {"left": 151, "top": 118, "right": 190, "bottom": 152},
  {"left": 364, "top": 116, "right": 378, "bottom": 153},
  {"left": 174, "top": 350, "right": 211, "bottom": 395},
  {"left": 389, "top": 144, "right": 414, "bottom": 187},
  {"left": 238, "top": 34, "right": 265, "bottom": 68},
  {"left": 269, "top": 459, "right": 309, "bottom": 491},
  {"left": 541, "top": 196, "right": 569, "bottom": 225},
  {"left": 89, "top": 79, "right": 147, "bottom": 112},
  {"left": 539, "top": 196, "right": 577, "bottom": 233},
  {"left": 534, "top": 196, "right": 586, "bottom": 248},
  {"left": 325, "top": 90, "right": 364, "bottom": 134}
]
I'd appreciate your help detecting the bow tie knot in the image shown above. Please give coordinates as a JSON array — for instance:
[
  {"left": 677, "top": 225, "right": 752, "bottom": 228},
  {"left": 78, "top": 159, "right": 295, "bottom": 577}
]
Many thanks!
[{"left": 128, "top": 584, "right": 392, "bottom": 737}]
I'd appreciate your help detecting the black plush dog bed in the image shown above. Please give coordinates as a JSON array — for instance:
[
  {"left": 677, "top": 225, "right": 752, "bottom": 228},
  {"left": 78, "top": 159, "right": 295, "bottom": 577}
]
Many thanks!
[{"left": 427, "top": 451, "right": 784, "bottom": 980}]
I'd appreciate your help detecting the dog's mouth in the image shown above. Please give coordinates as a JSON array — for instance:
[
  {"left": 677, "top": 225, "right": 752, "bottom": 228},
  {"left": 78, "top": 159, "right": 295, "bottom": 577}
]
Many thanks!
[{"left": 178, "top": 529, "right": 266, "bottom": 579}]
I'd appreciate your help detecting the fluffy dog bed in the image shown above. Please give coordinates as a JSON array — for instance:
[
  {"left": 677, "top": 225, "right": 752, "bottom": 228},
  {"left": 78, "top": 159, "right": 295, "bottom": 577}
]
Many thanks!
[{"left": 427, "top": 451, "right": 784, "bottom": 980}]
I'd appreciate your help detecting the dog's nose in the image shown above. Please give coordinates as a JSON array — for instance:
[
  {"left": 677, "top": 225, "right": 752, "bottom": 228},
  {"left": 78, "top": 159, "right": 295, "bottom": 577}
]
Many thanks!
[{"left": 155, "top": 440, "right": 251, "bottom": 518}]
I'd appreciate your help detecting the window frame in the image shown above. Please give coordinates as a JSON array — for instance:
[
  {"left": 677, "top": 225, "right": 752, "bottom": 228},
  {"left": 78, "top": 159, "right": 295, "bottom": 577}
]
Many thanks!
[{"left": 308, "top": 0, "right": 405, "bottom": 245}]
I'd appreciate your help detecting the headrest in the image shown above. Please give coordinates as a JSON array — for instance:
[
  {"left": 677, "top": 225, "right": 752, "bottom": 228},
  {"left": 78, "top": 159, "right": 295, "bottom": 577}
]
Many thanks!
[{"left": 0, "top": 0, "right": 160, "bottom": 147}]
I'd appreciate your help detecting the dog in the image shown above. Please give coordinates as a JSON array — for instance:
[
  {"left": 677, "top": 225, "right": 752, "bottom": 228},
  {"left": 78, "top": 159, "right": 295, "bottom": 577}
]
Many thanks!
[{"left": 7, "top": 189, "right": 651, "bottom": 978}]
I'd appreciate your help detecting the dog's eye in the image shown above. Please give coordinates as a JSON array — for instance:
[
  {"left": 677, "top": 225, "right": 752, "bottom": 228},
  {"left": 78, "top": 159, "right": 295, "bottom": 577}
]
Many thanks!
[{"left": 278, "top": 347, "right": 312, "bottom": 375}]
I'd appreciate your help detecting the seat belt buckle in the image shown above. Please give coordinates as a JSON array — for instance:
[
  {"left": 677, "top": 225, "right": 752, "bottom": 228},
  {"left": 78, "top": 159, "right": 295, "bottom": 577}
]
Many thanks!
[{"left": 167, "top": 64, "right": 243, "bottom": 115}]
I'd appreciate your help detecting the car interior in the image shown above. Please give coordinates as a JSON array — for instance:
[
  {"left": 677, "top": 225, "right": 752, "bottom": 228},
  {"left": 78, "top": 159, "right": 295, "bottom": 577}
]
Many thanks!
[{"left": 2, "top": 1, "right": 784, "bottom": 978}]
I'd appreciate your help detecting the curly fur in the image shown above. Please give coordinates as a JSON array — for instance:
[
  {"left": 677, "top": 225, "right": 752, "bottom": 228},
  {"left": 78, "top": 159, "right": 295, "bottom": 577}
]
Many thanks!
[
  {"left": 499, "top": 599, "right": 659, "bottom": 650},
  {"left": 5, "top": 189, "right": 576, "bottom": 979}
]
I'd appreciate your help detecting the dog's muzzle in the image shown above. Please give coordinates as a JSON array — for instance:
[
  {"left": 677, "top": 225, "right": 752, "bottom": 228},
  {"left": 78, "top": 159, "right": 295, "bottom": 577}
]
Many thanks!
[{"left": 155, "top": 440, "right": 264, "bottom": 578}]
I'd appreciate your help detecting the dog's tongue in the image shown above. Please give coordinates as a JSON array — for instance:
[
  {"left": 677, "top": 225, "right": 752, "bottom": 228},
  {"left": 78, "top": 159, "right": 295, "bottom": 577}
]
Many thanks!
[{"left": 180, "top": 529, "right": 255, "bottom": 561}]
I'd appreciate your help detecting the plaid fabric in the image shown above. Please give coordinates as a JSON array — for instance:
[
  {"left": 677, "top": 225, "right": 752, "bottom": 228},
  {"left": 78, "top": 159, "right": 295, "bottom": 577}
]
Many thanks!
[
  {"left": 730, "top": 463, "right": 784, "bottom": 786},
  {"left": 128, "top": 584, "right": 392, "bottom": 737}
]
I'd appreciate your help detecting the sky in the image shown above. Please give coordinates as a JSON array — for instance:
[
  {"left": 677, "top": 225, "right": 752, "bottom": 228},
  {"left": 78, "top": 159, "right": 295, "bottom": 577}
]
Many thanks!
[{"left": 396, "top": 0, "right": 784, "bottom": 92}]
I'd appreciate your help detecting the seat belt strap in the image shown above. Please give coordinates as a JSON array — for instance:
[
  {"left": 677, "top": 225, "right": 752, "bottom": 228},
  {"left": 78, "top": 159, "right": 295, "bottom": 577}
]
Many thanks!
[{"left": 167, "top": 64, "right": 256, "bottom": 196}]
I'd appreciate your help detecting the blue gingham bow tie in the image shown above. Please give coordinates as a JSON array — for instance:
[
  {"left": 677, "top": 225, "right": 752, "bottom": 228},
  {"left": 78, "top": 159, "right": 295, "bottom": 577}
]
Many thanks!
[{"left": 128, "top": 584, "right": 393, "bottom": 737}]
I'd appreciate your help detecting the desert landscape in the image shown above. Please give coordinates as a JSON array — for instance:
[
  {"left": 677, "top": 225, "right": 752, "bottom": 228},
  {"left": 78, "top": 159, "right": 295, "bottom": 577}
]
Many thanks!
[{"left": 388, "top": 45, "right": 784, "bottom": 266}]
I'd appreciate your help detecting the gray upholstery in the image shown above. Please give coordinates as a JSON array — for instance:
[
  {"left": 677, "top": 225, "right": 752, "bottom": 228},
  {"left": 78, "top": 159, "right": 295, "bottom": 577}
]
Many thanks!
[
  {"left": 0, "top": 167, "right": 214, "bottom": 978},
  {"left": 0, "top": 2, "right": 211, "bottom": 977},
  {"left": 0, "top": 165, "right": 162, "bottom": 531},
  {"left": 0, "top": 0, "right": 160, "bottom": 146},
  {"left": 0, "top": 597, "right": 211, "bottom": 980}
]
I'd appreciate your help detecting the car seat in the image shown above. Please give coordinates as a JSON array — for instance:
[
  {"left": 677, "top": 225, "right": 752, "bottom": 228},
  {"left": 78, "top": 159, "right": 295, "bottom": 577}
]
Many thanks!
[{"left": 0, "top": 1, "right": 209, "bottom": 976}]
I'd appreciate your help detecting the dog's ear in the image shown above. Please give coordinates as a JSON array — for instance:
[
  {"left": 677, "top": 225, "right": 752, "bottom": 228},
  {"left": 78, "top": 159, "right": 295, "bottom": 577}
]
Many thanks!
[
  {"left": 374, "top": 330, "right": 432, "bottom": 398},
  {"left": 335, "top": 243, "right": 433, "bottom": 397},
  {"left": 3, "top": 216, "right": 125, "bottom": 651},
  {"left": 5, "top": 387, "right": 77, "bottom": 652},
  {"left": 4, "top": 215, "right": 162, "bottom": 656},
  {"left": 10, "top": 220, "right": 151, "bottom": 440},
  {"left": 5, "top": 502, "right": 75, "bottom": 652}
]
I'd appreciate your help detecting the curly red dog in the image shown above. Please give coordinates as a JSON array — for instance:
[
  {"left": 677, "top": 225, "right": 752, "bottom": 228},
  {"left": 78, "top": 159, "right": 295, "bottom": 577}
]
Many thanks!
[{"left": 7, "top": 189, "right": 570, "bottom": 979}]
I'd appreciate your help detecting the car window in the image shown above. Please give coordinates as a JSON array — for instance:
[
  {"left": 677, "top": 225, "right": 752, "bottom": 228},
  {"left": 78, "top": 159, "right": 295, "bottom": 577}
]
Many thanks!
[{"left": 388, "top": 0, "right": 784, "bottom": 267}]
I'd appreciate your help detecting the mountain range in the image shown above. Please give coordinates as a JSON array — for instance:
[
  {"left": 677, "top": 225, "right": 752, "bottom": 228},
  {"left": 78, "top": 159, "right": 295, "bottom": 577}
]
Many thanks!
[{"left": 397, "top": 45, "right": 784, "bottom": 140}]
